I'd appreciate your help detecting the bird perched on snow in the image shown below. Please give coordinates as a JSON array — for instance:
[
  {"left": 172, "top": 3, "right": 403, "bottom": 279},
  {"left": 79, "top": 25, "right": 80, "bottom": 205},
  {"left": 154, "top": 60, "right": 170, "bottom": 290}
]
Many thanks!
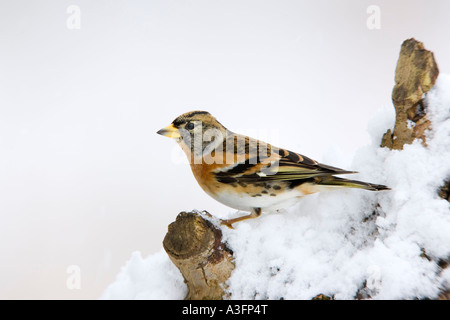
[{"left": 157, "top": 111, "right": 389, "bottom": 228}]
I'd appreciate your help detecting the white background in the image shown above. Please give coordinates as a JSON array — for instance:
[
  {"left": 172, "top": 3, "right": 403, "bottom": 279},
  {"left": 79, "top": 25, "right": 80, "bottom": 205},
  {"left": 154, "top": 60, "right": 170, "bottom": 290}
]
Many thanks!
[{"left": 0, "top": 0, "right": 449, "bottom": 299}]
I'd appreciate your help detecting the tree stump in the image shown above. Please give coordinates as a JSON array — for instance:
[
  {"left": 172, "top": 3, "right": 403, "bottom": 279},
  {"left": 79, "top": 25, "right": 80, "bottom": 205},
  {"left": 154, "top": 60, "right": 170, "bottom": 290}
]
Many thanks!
[{"left": 163, "top": 211, "right": 234, "bottom": 300}]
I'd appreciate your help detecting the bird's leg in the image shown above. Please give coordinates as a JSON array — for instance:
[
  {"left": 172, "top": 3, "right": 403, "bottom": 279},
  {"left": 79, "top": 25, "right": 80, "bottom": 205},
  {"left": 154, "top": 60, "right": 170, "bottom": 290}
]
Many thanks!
[{"left": 220, "top": 208, "right": 262, "bottom": 229}]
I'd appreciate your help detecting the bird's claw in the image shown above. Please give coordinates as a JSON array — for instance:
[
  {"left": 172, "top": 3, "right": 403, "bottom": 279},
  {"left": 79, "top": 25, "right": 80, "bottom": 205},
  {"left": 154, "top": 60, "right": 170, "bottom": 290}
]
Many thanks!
[{"left": 220, "top": 219, "right": 235, "bottom": 229}]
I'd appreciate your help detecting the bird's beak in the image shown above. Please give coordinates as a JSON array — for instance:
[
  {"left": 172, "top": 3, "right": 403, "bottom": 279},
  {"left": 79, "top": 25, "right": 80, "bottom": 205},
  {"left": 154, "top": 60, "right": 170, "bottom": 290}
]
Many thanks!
[{"left": 156, "top": 124, "right": 181, "bottom": 139}]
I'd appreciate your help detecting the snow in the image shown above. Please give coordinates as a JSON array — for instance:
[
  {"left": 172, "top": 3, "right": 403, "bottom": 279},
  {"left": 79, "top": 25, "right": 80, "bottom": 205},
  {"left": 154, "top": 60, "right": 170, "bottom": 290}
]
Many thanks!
[
  {"left": 102, "top": 74, "right": 450, "bottom": 300},
  {"left": 101, "top": 251, "right": 186, "bottom": 299}
]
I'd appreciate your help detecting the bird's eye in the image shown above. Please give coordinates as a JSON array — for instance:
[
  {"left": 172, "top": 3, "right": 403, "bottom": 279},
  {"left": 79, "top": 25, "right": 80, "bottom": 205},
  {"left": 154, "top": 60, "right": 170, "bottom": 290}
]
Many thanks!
[{"left": 186, "top": 122, "right": 195, "bottom": 130}]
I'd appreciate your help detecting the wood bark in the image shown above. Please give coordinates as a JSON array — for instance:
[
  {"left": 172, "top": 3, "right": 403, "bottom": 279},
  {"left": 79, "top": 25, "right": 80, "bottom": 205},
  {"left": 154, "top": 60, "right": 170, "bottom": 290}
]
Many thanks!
[
  {"left": 163, "top": 211, "right": 234, "bottom": 300},
  {"left": 381, "top": 38, "right": 439, "bottom": 149}
]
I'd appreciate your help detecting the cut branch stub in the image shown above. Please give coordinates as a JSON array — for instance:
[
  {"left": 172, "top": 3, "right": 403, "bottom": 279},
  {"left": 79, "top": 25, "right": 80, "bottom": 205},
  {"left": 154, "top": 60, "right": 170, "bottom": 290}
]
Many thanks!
[
  {"left": 163, "top": 211, "right": 234, "bottom": 300},
  {"left": 381, "top": 38, "right": 439, "bottom": 150}
]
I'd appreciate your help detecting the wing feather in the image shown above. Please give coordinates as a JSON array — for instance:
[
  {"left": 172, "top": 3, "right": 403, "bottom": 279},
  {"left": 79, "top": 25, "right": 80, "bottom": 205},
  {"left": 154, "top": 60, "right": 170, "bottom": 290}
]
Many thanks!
[{"left": 214, "top": 139, "right": 356, "bottom": 185}]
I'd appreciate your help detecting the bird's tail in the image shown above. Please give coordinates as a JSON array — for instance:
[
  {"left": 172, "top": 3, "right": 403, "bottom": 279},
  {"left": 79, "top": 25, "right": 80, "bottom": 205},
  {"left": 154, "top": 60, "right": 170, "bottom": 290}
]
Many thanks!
[{"left": 317, "top": 176, "right": 390, "bottom": 191}]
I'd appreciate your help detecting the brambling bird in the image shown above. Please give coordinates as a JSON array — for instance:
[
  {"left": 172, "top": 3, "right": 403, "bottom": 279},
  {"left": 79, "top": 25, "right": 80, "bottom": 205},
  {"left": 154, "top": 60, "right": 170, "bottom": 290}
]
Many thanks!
[{"left": 157, "top": 111, "right": 390, "bottom": 228}]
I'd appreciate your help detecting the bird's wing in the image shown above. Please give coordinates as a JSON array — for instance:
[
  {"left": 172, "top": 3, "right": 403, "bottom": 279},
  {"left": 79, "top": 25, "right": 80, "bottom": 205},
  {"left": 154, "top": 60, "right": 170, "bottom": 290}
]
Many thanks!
[
  {"left": 214, "top": 137, "right": 356, "bottom": 184},
  {"left": 273, "top": 148, "right": 357, "bottom": 179}
]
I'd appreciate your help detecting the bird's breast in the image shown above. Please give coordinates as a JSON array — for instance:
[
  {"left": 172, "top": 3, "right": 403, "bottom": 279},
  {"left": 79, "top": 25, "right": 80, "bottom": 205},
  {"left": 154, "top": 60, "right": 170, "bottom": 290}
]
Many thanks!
[{"left": 189, "top": 162, "right": 316, "bottom": 212}]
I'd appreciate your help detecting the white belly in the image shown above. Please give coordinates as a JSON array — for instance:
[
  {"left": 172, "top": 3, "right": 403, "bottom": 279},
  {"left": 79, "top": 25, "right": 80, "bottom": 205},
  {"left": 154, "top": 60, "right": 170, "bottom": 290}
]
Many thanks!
[{"left": 211, "top": 188, "right": 305, "bottom": 212}]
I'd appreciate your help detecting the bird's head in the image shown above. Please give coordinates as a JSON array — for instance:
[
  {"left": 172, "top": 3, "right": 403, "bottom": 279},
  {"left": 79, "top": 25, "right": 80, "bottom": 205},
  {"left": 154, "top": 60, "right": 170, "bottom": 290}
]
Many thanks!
[{"left": 157, "top": 111, "right": 228, "bottom": 160}]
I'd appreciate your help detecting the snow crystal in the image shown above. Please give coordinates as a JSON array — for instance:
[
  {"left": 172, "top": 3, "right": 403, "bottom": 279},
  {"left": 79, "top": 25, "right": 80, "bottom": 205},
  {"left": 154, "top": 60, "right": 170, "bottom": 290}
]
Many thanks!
[{"left": 102, "top": 74, "right": 450, "bottom": 300}]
